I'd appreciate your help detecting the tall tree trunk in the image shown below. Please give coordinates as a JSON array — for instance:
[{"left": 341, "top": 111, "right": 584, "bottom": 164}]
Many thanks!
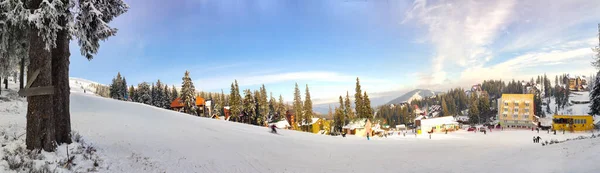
[
  {"left": 52, "top": 9, "right": 72, "bottom": 144},
  {"left": 26, "top": 0, "right": 56, "bottom": 152},
  {"left": 20, "top": 55, "right": 24, "bottom": 89}
]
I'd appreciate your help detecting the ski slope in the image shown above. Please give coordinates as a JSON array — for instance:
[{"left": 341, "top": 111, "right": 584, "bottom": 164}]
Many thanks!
[{"left": 2, "top": 82, "right": 600, "bottom": 172}]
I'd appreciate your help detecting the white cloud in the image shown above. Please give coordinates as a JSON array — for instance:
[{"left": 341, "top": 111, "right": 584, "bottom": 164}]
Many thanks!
[
  {"left": 404, "top": 0, "right": 516, "bottom": 85},
  {"left": 458, "top": 38, "right": 597, "bottom": 86}
]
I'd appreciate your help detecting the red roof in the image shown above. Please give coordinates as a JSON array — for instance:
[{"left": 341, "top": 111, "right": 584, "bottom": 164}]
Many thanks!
[{"left": 170, "top": 96, "right": 205, "bottom": 109}]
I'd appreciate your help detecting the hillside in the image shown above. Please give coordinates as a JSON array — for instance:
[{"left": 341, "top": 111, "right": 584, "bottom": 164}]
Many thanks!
[
  {"left": 2, "top": 79, "right": 600, "bottom": 172},
  {"left": 386, "top": 89, "right": 442, "bottom": 105}
]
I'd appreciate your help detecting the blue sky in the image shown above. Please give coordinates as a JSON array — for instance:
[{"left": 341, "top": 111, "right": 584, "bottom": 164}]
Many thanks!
[{"left": 69, "top": 0, "right": 600, "bottom": 104}]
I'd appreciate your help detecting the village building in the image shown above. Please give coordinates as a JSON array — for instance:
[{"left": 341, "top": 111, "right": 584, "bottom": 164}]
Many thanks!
[
  {"left": 552, "top": 115, "right": 594, "bottom": 132},
  {"left": 417, "top": 116, "right": 459, "bottom": 134},
  {"left": 498, "top": 94, "right": 537, "bottom": 128},
  {"left": 170, "top": 96, "right": 215, "bottom": 117},
  {"left": 342, "top": 118, "right": 373, "bottom": 137},
  {"left": 568, "top": 75, "right": 587, "bottom": 91}
]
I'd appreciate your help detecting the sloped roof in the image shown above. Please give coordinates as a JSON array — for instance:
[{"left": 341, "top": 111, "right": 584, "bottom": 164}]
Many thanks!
[
  {"left": 301, "top": 118, "right": 321, "bottom": 126},
  {"left": 170, "top": 96, "right": 206, "bottom": 108}
]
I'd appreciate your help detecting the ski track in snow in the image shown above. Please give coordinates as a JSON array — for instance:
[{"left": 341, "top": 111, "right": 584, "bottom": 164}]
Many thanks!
[{"left": 1, "top": 79, "right": 600, "bottom": 172}]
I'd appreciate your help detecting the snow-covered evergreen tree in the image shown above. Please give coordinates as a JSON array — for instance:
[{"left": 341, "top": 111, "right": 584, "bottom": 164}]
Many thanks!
[
  {"left": 128, "top": 85, "right": 135, "bottom": 102},
  {"left": 122, "top": 77, "right": 128, "bottom": 100},
  {"left": 153, "top": 80, "right": 164, "bottom": 107},
  {"left": 171, "top": 85, "right": 178, "bottom": 101},
  {"left": 163, "top": 84, "right": 171, "bottom": 109},
  {"left": 181, "top": 71, "right": 196, "bottom": 115},
  {"left": 363, "top": 91, "right": 373, "bottom": 119},
  {"left": 589, "top": 72, "right": 600, "bottom": 116},
  {"left": 136, "top": 82, "right": 152, "bottom": 105},
  {"left": 229, "top": 81, "right": 242, "bottom": 122}
]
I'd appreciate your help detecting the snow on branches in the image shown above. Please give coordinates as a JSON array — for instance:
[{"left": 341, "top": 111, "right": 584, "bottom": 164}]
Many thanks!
[{"left": 0, "top": 0, "right": 128, "bottom": 59}]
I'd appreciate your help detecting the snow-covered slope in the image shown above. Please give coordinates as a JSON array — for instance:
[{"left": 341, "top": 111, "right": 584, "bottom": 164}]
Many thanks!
[
  {"left": 2, "top": 81, "right": 600, "bottom": 172},
  {"left": 69, "top": 77, "right": 104, "bottom": 95},
  {"left": 386, "top": 89, "right": 441, "bottom": 105}
]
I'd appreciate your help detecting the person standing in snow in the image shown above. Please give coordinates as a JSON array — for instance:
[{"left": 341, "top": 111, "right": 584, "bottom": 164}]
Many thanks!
[
  {"left": 533, "top": 136, "right": 536, "bottom": 143},
  {"left": 367, "top": 133, "right": 370, "bottom": 140},
  {"left": 270, "top": 124, "right": 277, "bottom": 133},
  {"left": 536, "top": 136, "right": 541, "bottom": 143}
]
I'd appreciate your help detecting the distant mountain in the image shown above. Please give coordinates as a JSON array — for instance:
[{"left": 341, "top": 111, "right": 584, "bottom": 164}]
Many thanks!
[{"left": 386, "top": 89, "right": 442, "bottom": 105}]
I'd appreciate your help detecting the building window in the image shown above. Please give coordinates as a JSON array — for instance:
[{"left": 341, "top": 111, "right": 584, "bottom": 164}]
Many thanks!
[
  {"left": 503, "top": 114, "right": 508, "bottom": 118},
  {"left": 514, "top": 108, "right": 519, "bottom": 112},
  {"left": 504, "top": 102, "right": 509, "bottom": 106},
  {"left": 584, "top": 119, "right": 587, "bottom": 124},
  {"left": 504, "top": 108, "right": 508, "bottom": 112},
  {"left": 524, "top": 115, "right": 529, "bottom": 119},
  {"left": 504, "top": 120, "right": 508, "bottom": 123},
  {"left": 525, "top": 103, "right": 529, "bottom": 107},
  {"left": 513, "top": 114, "right": 518, "bottom": 119}
]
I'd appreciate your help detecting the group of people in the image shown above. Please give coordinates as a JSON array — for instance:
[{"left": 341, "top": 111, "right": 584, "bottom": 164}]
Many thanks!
[{"left": 533, "top": 136, "right": 542, "bottom": 143}]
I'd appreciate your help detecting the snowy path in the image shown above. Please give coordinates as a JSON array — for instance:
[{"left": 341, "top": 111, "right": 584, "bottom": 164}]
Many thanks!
[{"left": 2, "top": 89, "right": 600, "bottom": 172}]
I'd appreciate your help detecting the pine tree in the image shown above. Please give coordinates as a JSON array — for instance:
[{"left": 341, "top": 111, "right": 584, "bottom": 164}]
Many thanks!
[
  {"left": 589, "top": 72, "right": 600, "bottom": 115},
  {"left": 269, "top": 92, "right": 276, "bottom": 121},
  {"left": 163, "top": 84, "right": 171, "bottom": 109},
  {"left": 344, "top": 91, "right": 354, "bottom": 122},
  {"left": 334, "top": 106, "right": 344, "bottom": 134},
  {"left": 363, "top": 91, "right": 373, "bottom": 119},
  {"left": 122, "top": 77, "right": 128, "bottom": 100},
  {"left": 181, "top": 71, "right": 196, "bottom": 115},
  {"left": 109, "top": 72, "right": 123, "bottom": 100},
  {"left": 253, "top": 90, "right": 262, "bottom": 125},
  {"left": 293, "top": 83, "right": 303, "bottom": 130},
  {"left": 278, "top": 95, "right": 286, "bottom": 121},
  {"left": 243, "top": 89, "right": 256, "bottom": 124},
  {"left": 229, "top": 80, "right": 242, "bottom": 122},
  {"left": 441, "top": 98, "right": 449, "bottom": 117},
  {"left": 171, "top": 85, "right": 178, "bottom": 100},
  {"left": 303, "top": 84, "right": 313, "bottom": 131},
  {"left": 592, "top": 24, "right": 600, "bottom": 69},
  {"left": 468, "top": 93, "right": 479, "bottom": 124},
  {"left": 354, "top": 78, "right": 363, "bottom": 119},
  {"left": 153, "top": 80, "right": 164, "bottom": 107},
  {"left": 534, "top": 92, "right": 544, "bottom": 117},
  {"left": 546, "top": 98, "right": 551, "bottom": 114},
  {"left": 478, "top": 92, "right": 490, "bottom": 116},
  {"left": 128, "top": 85, "right": 135, "bottom": 102},
  {"left": 258, "top": 84, "right": 269, "bottom": 125},
  {"left": 137, "top": 82, "right": 152, "bottom": 105}
]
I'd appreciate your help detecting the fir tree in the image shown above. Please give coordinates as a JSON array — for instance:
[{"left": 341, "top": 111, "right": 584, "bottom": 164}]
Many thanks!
[
  {"left": 171, "top": 85, "right": 178, "bottom": 100},
  {"left": 354, "top": 78, "right": 363, "bottom": 118},
  {"left": 468, "top": 93, "right": 479, "bottom": 124},
  {"left": 163, "top": 84, "right": 171, "bottom": 109},
  {"left": 258, "top": 85, "right": 269, "bottom": 125},
  {"left": 128, "top": 85, "right": 135, "bottom": 101},
  {"left": 136, "top": 82, "right": 152, "bottom": 105},
  {"left": 122, "top": 77, "right": 128, "bottom": 99},
  {"left": 362, "top": 91, "right": 373, "bottom": 119},
  {"left": 293, "top": 83, "right": 303, "bottom": 130},
  {"left": 269, "top": 92, "right": 276, "bottom": 121},
  {"left": 344, "top": 91, "right": 354, "bottom": 123},
  {"left": 303, "top": 84, "right": 313, "bottom": 131},
  {"left": 229, "top": 80, "right": 242, "bottom": 122},
  {"left": 589, "top": 72, "right": 600, "bottom": 115},
  {"left": 546, "top": 98, "right": 551, "bottom": 114},
  {"left": 592, "top": 24, "right": 600, "bottom": 69},
  {"left": 243, "top": 89, "right": 256, "bottom": 124},
  {"left": 253, "top": 90, "right": 262, "bottom": 125},
  {"left": 181, "top": 71, "right": 196, "bottom": 115},
  {"left": 478, "top": 92, "right": 490, "bottom": 116},
  {"left": 534, "top": 92, "right": 544, "bottom": 117},
  {"left": 278, "top": 95, "right": 286, "bottom": 121},
  {"left": 153, "top": 80, "right": 164, "bottom": 107},
  {"left": 441, "top": 98, "right": 449, "bottom": 117}
]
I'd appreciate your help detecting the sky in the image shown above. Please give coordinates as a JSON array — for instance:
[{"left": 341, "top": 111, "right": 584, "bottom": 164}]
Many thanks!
[{"left": 69, "top": 0, "right": 600, "bottom": 105}]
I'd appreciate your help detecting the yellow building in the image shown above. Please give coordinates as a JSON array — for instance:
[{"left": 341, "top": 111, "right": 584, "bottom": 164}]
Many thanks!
[
  {"left": 342, "top": 119, "right": 372, "bottom": 137},
  {"left": 552, "top": 115, "right": 594, "bottom": 131},
  {"left": 498, "top": 94, "right": 536, "bottom": 128}
]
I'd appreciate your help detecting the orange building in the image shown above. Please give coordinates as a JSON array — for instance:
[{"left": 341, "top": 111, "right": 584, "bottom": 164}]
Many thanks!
[{"left": 170, "top": 96, "right": 206, "bottom": 115}]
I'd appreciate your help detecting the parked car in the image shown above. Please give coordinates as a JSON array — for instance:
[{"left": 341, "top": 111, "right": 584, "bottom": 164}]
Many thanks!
[
  {"left": 479, "top": 128, "right": 486, "bottom": 132},
  {"left": 467, "top": 127, "right": 476, "bottom": 131}
]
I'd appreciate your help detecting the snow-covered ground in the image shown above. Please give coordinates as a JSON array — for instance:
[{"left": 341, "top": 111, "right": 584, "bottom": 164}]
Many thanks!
[{"left": 2, "top": 79, "right": 600, "bottom": 172}]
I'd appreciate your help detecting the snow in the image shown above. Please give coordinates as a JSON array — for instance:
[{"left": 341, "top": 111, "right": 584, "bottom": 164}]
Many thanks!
[
  {"left": 548, "top": 91, "right": 591, "bottom": 116},
  {"left": 2, "top": 79, "right": 600, "bottom": 172}
]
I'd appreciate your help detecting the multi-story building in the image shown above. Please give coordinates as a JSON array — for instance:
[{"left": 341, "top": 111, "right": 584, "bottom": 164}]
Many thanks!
[{"left": 498, "top": 94, "right": 536, "bottom": 128}]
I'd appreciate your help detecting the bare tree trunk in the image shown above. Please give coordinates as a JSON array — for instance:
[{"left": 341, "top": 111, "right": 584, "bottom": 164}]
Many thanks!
[
  {"left": 52, "top": 8, "right": 72, "bottom": 144},
  {"left": 26, "top": 0, "right": 56, "bottom": 152},
  {"left": 20, "top": 55, "right": 24, "bottom": 89}
]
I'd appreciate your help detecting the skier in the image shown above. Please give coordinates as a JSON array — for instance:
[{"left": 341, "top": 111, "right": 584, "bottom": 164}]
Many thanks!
[
  {"left": 270, "top": 124, "right": 277, "bottom": 134},
  {"left": 367, "top": 133, "right": 370, "bottom": 140}
]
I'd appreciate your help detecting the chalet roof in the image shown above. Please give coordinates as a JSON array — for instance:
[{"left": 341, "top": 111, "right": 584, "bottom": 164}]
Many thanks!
[{"left": 170, "top": 96, "right": 206, "bottom": 108}]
